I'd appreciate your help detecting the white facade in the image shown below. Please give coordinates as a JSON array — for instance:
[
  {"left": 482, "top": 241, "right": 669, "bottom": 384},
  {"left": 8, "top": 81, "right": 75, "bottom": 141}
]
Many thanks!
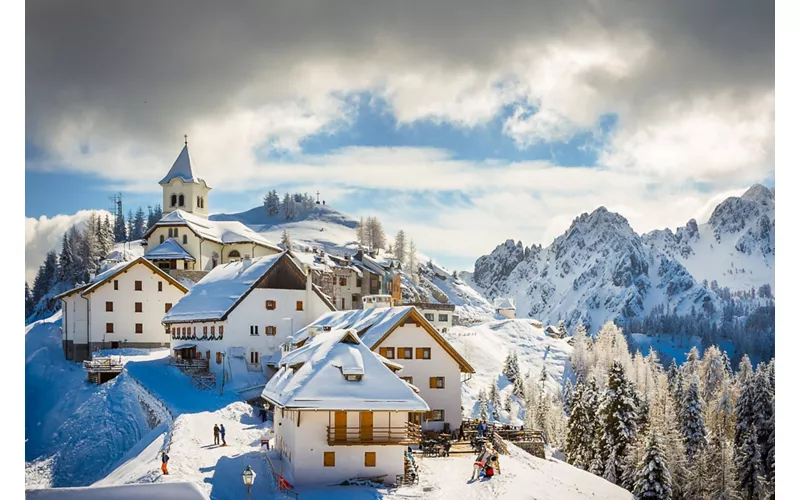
[
  {"left": 375, "top": 322, "right": 463, "bottom": 431},
  {"left": 414, "top": 305, "right": 455, "bottom": 333},
  {"left": 59, "top": 258, "right": 187, "bottom": 362},
  {"left": 493, "top": 297, "right": 516, "bottom": 319},
  {"left": 167, "top": 286, "right": 334, "bottom": 377},
  {"left": 274, "top": 409, "right": 407, "bottom": 486}
]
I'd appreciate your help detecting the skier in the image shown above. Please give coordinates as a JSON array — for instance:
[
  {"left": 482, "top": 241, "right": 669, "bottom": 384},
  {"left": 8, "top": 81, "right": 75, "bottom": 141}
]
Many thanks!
[
  {"left": 160, "top": 450, "right": 169, "bottom": 475},
  {"left": 470, "top": 444, "right": 493, "bottom": 481},
  {"left": 220, "top": 424, "right": 227, "bottom": 446},
  {"left": 213, "top": 424, "right": 220, "bottom": 445}
]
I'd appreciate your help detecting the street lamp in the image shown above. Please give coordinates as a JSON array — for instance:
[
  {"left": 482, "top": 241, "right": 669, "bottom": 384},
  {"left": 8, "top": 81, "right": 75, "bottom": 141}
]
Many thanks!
[{"left": 242, "top": 465, "right": 256, "bottom": 500}]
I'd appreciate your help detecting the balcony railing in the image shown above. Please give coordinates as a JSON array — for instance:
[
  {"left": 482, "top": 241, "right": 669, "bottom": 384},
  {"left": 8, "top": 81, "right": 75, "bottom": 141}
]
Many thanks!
[{"left": 326, "top": 422, "right": 421, "bottom": 446}]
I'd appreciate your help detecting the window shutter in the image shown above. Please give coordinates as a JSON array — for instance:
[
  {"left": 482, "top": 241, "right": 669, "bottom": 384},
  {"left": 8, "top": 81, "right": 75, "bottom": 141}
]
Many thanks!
[
  {"left": 416, "top": 348, "right": 424, "bottom": 359},
  {"left": 429, "top": 377, "right": 436, "bottom": 389},
  {"left": 379, "top": 347, "right": 387, "bottom": 357},
  {"left": 365, "top": 452, "right": 376, "bottom": 467},
  {"left": 324, "top": 452, "right": 335, "bottom": 467}
]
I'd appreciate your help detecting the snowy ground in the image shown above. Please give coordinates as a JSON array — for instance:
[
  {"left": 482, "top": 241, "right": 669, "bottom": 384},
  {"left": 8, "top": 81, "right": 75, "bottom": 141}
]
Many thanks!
[{"left": 445, "top": 319, "right": 572, "bottom": 425}]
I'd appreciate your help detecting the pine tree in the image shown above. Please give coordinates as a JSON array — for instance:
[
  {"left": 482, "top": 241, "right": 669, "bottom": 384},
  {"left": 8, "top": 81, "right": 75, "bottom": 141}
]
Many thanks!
[
  {"left": 666, "top": 358, "right": 679, "bottom": 393},
  {"left": 130, "top": 207, "right": 146, "bottom": 240},
  {"left": 683, "top": 346, "right": 700, "bottom": 379},
  {"left": 736, "top": 354, "right": 754, "bottom": 390},
  {"left": 126, "top": 209, "right": 135, "bottom": 240},
  {"left": 563, "top": 379, "right": 573, "bottom": 416},
  {"left": 704, "top": 427, "right": 739, "bottom": 500},
  {"left": 736, "top": 425, "right": 766, "bottom": 500},
  {"left": 478, "top": 389, "right": 489, "bottom": 421},
  {"left": 489, "top": 379, "right": 501, "bottom": 416},
  {"left": 503, "top": 351, "right": 520, "bottom": 384},
  {"left": 632, "top": 432, "right": 673, "bottom": 500},
  {"left": 681, "top": 376, "right": 707, "bottom": 460},
  {"left": 355, "top": 217, "right": 366, "bottom": 247},
  {"left": 265, "top": 190, "right": 280, "bottom": 216},
  {"left": 598, "top": 361, "right": 639, "bottom": 485},
  {"left": 394, "top": 230, "right": 407, "bottom": 264},
  {"left": 571, "top": 321, "right": 590, "bottom": 381},
  {"left": 407, "top": 238, "right": 418, "bottom": 285},
  {"left": 113, "top": 206, "right": 127, "bottom": 243},
  {"left": 503, "top": 393, "right": 512, "bottom": 413},
  {"left": 58, "top": 231, "right": 75, "bottom": 284},
  {"left": 565, "top": 381, "right": 594, "bottom": 469},
  {"left": 750, "top": 364, "right": 774, "bottom": 483},
  {"left": 699, "top": 345, "right": 725, "bottom": 403},
  {"left": 25, "top": 282, "right": 34, "bottom": 319},
  {"left": 556, "top": 319, "right": 568, "bottom": 339},
  {"left": 281, "top": 230, "right": 292, "bottom": 251},
  {"left": 513, "top": 372, "right": 525, "bottom": 398},
  {"left": 31, "top": 250, "right": 58, "bottom": 305}
]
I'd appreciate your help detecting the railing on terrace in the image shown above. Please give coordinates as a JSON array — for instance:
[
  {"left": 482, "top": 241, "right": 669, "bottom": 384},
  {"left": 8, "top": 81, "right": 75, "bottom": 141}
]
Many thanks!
[
  {"left": 83, "top": 357, "right": 124, "bottom": 373},
  {"left": 326, "top": 422, "right": 421, "bottom": 446},
  {"left": 169, "top": 358, "right": 209, "bottom": 373}
]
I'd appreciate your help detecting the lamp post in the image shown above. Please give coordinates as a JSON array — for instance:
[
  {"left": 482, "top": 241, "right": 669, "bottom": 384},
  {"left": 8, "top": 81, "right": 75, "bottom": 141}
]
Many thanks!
[{"left": 242, "top": 465, "right": 256, "bottom": 500}]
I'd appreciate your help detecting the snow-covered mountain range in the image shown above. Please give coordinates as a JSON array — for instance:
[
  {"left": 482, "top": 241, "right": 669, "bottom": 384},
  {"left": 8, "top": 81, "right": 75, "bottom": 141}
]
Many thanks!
[{"left": 466, "top": 185, "right": 775, "bottom": 333}]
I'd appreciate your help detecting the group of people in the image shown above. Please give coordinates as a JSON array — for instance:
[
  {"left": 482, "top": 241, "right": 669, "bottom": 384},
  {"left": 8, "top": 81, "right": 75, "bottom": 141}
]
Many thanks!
[
  {"left": 213, "top": 424, "right": 227, "bottom": 446},
  {"left": 470, "top": 442, "right": 500, "bottom": 481}
]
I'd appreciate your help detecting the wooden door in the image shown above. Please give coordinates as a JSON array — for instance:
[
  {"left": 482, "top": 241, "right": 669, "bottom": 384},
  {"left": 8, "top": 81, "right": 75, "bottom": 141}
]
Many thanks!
[
  {"left": 360, "top": 411, "right": 373, "bottom": 442},
  {"left": 334, "top": 411, "right": 347, "bottom": 441}
]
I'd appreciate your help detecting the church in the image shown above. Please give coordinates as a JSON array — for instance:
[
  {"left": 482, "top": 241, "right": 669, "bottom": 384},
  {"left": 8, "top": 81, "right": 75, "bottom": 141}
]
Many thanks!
[{"left": 142, "top": 140, "right": 282, "bottom": 280}]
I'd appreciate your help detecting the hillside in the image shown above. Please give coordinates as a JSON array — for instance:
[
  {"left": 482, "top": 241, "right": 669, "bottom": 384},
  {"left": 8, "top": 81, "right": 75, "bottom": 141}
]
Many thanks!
[{"left": 467, "top": 185, "right": 775, "bottom": 334}]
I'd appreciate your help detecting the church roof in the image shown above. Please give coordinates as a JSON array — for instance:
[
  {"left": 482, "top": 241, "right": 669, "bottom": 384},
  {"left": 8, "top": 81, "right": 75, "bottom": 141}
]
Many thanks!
[
  {"left": 144, "top": 238, "right": 196, "bottom": 261},
  {"left": 159, "top": 145, "right": 205, "bottom": 185},
  {"left": 144, "top": 210, "right": 282, "bottom": 250}
]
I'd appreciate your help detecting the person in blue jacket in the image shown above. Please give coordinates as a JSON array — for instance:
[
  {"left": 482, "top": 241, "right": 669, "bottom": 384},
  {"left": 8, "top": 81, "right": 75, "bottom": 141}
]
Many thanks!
[{"left": 220, "top": 424, "right": 227, "bottom": 446}]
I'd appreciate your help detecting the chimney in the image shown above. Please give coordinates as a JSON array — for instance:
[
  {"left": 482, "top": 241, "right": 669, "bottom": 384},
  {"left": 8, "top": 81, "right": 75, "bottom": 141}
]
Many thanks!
[
  {"left": 242, "top": 255, "right": 253, "bottom": 271},
  {"left": 305, "top": 265, "right": 312, "bottom": 295}
]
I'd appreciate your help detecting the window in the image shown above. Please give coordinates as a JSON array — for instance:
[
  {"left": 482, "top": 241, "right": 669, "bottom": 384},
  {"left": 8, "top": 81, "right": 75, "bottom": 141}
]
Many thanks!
[
  {"left": 113, "top": 280, "right": 119, "bottom": 290},
  {"left": 266, "top": 326, "right": 276, "bottom": 336},
  {"left": 339, "top": 277, "right": 347, "bottom": 286},
  {"left": 344, "top": 374, "right": 362, "bottom": 381},
  {"left": 429, "top": 410, "right": 445, "bottom": 421},
  {"left": 135, "top": 302, "right": 143, "bottom": 313},
  {"left": 105, "top": 301, "right": 113, "bottom": 312},
  {"left": 106, "top": 323, "right": 114, "bottom": 333},
  {"left": 356, "top": 277, "right": 362, "bottom": 287},
  {"left": 211, "top": 326, "right": 215, "bottom": 335},
  {"left": 416, "top": 348, "right": 431, "bottom": 360},
  {"left": 365, "top": 452, "right": 376, "bottom": 467},
  {"left": 341, "top": 298, "right": 345, "bottom": 309},
  {"left": 160, "top": 235, "right": 165, "bottom": 244},
  {"left": 401, "top": 376, "right": 413, "bottom": 384},
  {"left": 323, "top": 452, "right": 335, "bottom": 467},
  {"left": 171, "top": 194, "right": 177, "bottom": 207},
  {"left": 430, "top": 377, "right": 445, "bottom": 389},
  {"left": 296, "top": 301, "right": 304, "bottom": 311},
  {"left": 216, "top": 352, "right": 222, "bottom": 365},
  {"left": 165, "top": 303, "right": 172, "bottom": 313},
  {"left": 379, "top": 347, "right": 395, "bottom": 359},
  {"left": 135, "top": 323, "right": 143, "bottom": 334},
  {"left": 266, "top": 300, "right": 276, "bottom": 310},
  {"left": 424, "top": 313, "right": 434, "bottom": 321},
  {"left": 134, "top": 281, "right": 142, "bottom": 291},
  {"left": 439, "top": 314, "right": 448, "bottom": 322},
  {"left": 158, "top": 281, "right": 163, "bottom": 292},
  {"left": 197, "top": 196, "right": 201, "bottom": 208},
  {"left": 219, "top": 325, "right": 224, "bottom": 336},
  {"left": 178, "top": 194, "right": 185, "bottom": 206},
  {"left": 250, "top": 351, "right": 259, "bottom": 364},
  {"left": 250, "top": 325, "right": 259, "bottom": 336},
  {"left": 397, "top": 348, "right": 413, "bottom": 360},
  {"left": 203, "top": 326, "right": 208, "bottom": 335}
]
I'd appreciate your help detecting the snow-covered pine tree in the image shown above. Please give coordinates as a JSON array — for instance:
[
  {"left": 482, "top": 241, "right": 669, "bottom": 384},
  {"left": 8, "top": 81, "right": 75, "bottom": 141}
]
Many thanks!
[
  {"left": 563, "top": 379, "right": 573, "bottom": 416},
  {"left": 282, "top": 192, "right": 295, "bottom": 220},
  {"left": 355, "top": 217, "right": 366, "bottom": 247},
  {"left": 67, "top": 225, "right": 86, "bottom": 283},
  {"left": 513, "top": 371, "right": 525, "bottom": 398},
  {"left": 126, "top": 209, "right": 135, "bottom": 240},
  {"left": 565, "top": 381, "right": 593, "bottom": 469},
  {"left": 704, "top": 427, "right": 739, "bottom": 500},
  {"left": 393, "top": 230, "right": 407, "bottom": 264},
  {"left": 736, "top": 354, "right": 754, "bottom": 391},
  {"left": 721, "top": 350, "right": 734, "bottom": 378},
  {"left": 280, "top": 230, "right": 292, "bottom": 251},
  {"left": 503, "top": 393, "right": 512, "bottom": 413},
  {"left": 58, "top": 231, "right": 75, "bottom": 285},
  {"left": 598, "top": 360, "right": 639, "bottom": 485},
  {"left": 632, "top": 432, "right": 673, "bottom": 500},
  {"left": 557, "top": 319, "right": 568, "bottom": 339},
  {"left": 667, "top": 358, "right": 679, "bottom": 393},
  {"left": 31, "top": 250, "right": 58, "bottom": 304},
  {"left": 407, "top": 239, "right": 418, "bottom": 285},
  {"left": 736, "top": 424, "right": 766, "bottom": 500},
  {"left": 570, "top": 321, "right": 590, "bottom": 381},
  {"left": 683, "top": 346, "right": 700, "bottom": 379},
  {"left": 699, "top": 345, "right": 726, "bottom": 403},
  {"left": 366, "top": 217, "right": 386, "bottom": 250},
  {"left": 113, "top": 207, "right": 127, "bottom": 243},
  {"left": 535, "top": 386, "right": 549, "bottom": 431},
  {"left": 750, "top": 363, "right": 774, "bottom": 484},
  {"left": 80, "top": 212, "right": 102, "bottom": 280},
  {"left": 478, "top": 389, "right": 489, "bottom": 421},
  {"left": 503, "top": 351, "right": 519, "bottom": 384},
  {"left": 673, "top": 370, "right": 685, "bottom": 410},
  {"left": 489, "top": 379, "right": 501, "bottom": 415},
  {"left": 147, "top": 205, "right": 162, "bottom": 230},
  {"left": 681, "top": 376, "right": 707, "bottom": 460}
]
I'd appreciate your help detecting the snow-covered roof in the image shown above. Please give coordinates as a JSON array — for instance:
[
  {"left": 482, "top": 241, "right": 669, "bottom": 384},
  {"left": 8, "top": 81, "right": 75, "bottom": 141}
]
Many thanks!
[
  {"left": 26, "top": 482, "right": 210, "bottom": 500},
  {"left": 493, "top": 297, "right": 516, "bottom": 310},
  {"left": 146, "top": 210, "right": 281, "bottom": 250},
  {"left": 162, "top": 253, "right": 284, "bottom": 323},
  {"left": 293, "top": 306, "right": 475, "bottom": 373},
  {"left": 144, "top": 238, "right": 196, "bottom": 261},
  {"left": 74, "top": 257, "right": 189, "bottom": 297},
  {"left": 159, "top": 144, "right": 205, "bottom": 185},
  {"left": 262, "top": 329, "right": 429, "bottom": 411}
]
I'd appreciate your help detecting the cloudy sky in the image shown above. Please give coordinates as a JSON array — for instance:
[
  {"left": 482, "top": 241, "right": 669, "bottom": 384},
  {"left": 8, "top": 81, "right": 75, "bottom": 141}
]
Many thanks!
[{"left": 25, "top": 0, "right": 774, "bottom": 282}]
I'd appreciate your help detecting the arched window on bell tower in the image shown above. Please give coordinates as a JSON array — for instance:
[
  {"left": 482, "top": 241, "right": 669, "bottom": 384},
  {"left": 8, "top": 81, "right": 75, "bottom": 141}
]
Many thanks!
[
  {"left": 178, "top": 194, "right": 185, "bottom": 207},
  {"left": 171, "top": 194, "right": 177, "bottom": 207}
]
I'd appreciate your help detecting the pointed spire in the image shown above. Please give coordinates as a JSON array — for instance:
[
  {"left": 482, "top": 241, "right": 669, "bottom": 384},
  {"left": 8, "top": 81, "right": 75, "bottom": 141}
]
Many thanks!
[
  {"left": 159, "top": 139, "right": 203, "bottom": 185},
  {"left": 184, "top": 134, "right": 188, "bottom": 146}
]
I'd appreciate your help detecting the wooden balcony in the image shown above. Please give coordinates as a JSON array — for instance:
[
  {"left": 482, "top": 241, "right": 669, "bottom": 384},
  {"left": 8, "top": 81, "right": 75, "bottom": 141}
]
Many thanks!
[
  {"left": 326, "top": 422, "right": 421, "bottom": 446},
  {"left": 169, "top": 357, "right": 209, "bottom": 374}
]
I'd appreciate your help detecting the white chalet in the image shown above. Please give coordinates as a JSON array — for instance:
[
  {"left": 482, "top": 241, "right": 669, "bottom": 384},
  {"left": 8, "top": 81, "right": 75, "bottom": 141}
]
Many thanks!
[
  {"left": 56, "top": 257, "right": 188, "bottom": 362},
  {"left": 262, "top": 328, "right": 428, "bottom": 487},
  {"left": 494, "top": 297, "right": 516, "bottom": 319},
  {"left": 289, "top": 306, "right": 474, "bottom": 432},
  {"left": 161, "top": 252, "right": 336, "bottom": 392},
  {"left": 142, "top": 143, "right": 282, "bottom": 275}
]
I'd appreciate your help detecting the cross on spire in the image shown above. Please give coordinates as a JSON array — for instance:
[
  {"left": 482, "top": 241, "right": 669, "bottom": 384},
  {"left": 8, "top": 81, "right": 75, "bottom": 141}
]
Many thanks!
[
  {"left": 184, "top": 134, "right": 188, "bottom": 146},
  {"left": 316, "top": 190, "right": 320, "bottom": 203}
]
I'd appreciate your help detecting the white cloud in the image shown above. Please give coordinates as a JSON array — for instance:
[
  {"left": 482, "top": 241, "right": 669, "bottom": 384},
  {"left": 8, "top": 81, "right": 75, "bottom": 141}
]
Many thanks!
[{"left": 25, "top": 210, "right": 111, "bottom": 284}]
